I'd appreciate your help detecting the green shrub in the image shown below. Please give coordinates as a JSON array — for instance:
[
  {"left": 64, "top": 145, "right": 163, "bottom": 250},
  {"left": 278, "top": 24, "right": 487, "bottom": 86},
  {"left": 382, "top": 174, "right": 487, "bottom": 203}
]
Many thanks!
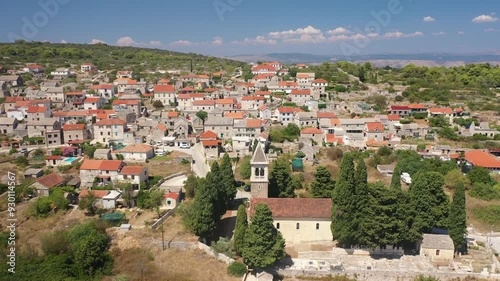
[
  {"left": 473, "top": 205, "right": 500, "bottom": 226},
  {"left": 227, "top": 262, "right": 246, "bottom": 277},
  {"left": 470, "top": 183, "right": 500, "bottom": 200}
]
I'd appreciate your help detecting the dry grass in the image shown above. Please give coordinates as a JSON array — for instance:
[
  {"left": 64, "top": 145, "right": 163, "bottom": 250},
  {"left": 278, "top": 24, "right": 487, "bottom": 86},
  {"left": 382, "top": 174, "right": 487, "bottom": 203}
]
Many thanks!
[{"left": 105, "top": 247, "right": 239, "bottom": 281}]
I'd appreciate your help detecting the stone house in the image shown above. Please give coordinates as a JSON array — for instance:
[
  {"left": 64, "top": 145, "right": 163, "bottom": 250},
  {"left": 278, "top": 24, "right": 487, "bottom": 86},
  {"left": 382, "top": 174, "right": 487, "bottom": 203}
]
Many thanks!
[{"left": 79, "top": 159, "right": 125, "bottom": 187}]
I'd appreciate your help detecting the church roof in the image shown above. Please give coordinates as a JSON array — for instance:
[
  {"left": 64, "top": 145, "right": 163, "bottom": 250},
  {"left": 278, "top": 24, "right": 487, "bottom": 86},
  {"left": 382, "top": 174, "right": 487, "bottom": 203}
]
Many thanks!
[
  {"left": 251, "top": 142, "right": 268, "bottom": 164},
  {"left": 250, "top": 198, "right": 331, "bottom": 219}
]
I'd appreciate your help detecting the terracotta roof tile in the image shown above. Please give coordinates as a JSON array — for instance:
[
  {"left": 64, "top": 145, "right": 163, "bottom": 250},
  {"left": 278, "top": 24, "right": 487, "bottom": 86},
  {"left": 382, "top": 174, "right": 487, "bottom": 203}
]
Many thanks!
[
  {"left": 317, "top": 112, "right": 335, "bottom": 118},
  {"left": 80, "top": 159, "right": 123, "bottom": 171},
  {"left": 63, "top": 124, "right": 85, "bottom": 131},
  {"left": 301, "top": 128, "right": 323, "bottom": 134},
  {"left": 200, "top": 130, "right": 217, "bottom": 139},
  {"left": 94, "top": 118, "right": 127, "bottom": 126},
  {"left": 154, "top": 84, "right": 175, "bottom": 92},
  {"left": 202, "top": 140, "right": 221, "bottom": 147},
  {"left": 465, "top": 150, "right": 500, "bottom": 168},
  {"left": 290, "top": 89, "right": 311, "bottom": 95},
  {"left": 119, "top": 166, "right": 146, "bottom": 175},
  {"left": 36, "top": 173, "right": 65, "bottom": 189},
  {"left": 79, "top": 189, "right": 109, "bottom": 198},
  {"left": 366, "top": 122, "right": 384, "bottom": 132},
  {"left": 164, "top": 192, "right": 180, "bottom": 199},
  {"left": 250, "top": 198, "right": 331, "bottom": 219}
]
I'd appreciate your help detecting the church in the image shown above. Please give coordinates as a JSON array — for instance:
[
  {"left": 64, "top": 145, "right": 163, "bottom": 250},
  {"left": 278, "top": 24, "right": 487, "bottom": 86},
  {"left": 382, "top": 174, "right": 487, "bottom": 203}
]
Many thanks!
[{"left": 248, "top": 143, "right": 333, "bottom": 244}]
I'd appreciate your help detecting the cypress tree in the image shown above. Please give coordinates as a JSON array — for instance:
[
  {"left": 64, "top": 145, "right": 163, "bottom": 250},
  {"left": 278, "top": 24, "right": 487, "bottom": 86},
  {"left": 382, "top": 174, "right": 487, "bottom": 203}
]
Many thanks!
[
  {"left": 407, "top": 171, "right": 449, "bottom": 243},
  {"left": 220, "top": 153, "right": 237, "bottom": 207},
  {"left": 354, "top": 157, "right": 369, "bottom": 245},
  {"left": 233, "top": 204, "right": 248, "bottom": 256},
  {"left": 331, "top": 153, "right": 356, "bottom": 246},
  {"left": 268, "top": 158, "right": 294, "bottom": 198},
  {"left": 449, "top": 182, "right": 467, "bottom": 253},
  {"left": 310, "top": 166, "right": 335, "bottom": 198},
  {"left": 186, "top": 179, "right": 217, "bottom": 242},
  {"left": 242, "top": 203, "right": 285, "bottom": 269},
  {"left": 206, "top": 162, "right": 225, "bottom": 220}
]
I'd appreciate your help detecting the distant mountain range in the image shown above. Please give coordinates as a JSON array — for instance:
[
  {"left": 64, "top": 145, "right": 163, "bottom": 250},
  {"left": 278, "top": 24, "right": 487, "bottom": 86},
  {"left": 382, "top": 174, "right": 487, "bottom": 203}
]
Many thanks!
[{"left": 228, "top": 52, "right": 500, "bottom": 67}]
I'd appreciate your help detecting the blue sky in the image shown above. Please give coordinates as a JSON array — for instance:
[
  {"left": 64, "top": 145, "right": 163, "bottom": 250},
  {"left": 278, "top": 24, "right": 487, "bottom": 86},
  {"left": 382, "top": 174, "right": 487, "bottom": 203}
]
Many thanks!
[{"left": 1, "top": 0, "right": 500, "bottom": 56}]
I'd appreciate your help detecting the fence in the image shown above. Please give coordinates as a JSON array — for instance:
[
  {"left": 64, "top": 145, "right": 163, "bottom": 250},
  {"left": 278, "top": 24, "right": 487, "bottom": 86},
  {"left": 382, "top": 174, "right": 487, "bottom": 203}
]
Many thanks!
[{"left": 150, "top": 207, "right": 176, "bottom": 229}]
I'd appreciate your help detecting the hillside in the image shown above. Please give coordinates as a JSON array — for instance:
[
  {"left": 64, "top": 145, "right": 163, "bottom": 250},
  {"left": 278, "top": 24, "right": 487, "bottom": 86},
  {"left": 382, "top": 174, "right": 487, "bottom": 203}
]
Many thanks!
[{"left": 0, "top": 41, "right": 246, "bottom": 73}]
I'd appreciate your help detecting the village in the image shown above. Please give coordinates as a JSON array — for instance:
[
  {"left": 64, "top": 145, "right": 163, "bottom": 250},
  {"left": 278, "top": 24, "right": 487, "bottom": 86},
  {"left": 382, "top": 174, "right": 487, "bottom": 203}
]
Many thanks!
[{"left": 0, "top": 53, "right": 499, "bottom": 281}]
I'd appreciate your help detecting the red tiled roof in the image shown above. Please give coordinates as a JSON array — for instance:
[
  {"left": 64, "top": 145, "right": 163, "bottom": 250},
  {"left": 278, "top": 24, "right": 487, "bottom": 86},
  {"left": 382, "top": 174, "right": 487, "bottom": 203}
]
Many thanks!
[
  {"left": 216, "top": 98, "right": 236, "bottom": 104},
  {"left": 80, "top": 159, "right": 124, "bottom": 171},
  {"left": 200, "top": 130, "right": 217, "bottom": 139},
  {"left": 296, "top": 73, "right": 314, "bottom": 78},
  {"left": 390, "top": 105, "right": 410, "bottom": 111},
  {"left": 79, "top": 189, "right": 109, "bottom": 198},
  {"left": 27, "top": 106, "right": 47, "bottom": 113},
  {"left": 388, "top": 114, "right": 400, "bottom": 121},
  {"left": 5, "top": 96, "right": 24, "bottom": 103},
  {"left": 253, "top": 74, "right": 275, "bottom": 80},
  {"left": 366, "top": 122, "right": 384, "bottom": 132},
  {"left": 84, "top": 97, "right": 101, "bottom": 103},
  {"left": 205, "top": 88, "right": 217, "bottom": 92},
  {"left": 164, "top": 192, "right": 180, "bottom": 199},
  {"left": 202, "top": 140, "right": 221, "bottom": 147},
  {"left": 65, "top": 91, "right": 84, "bottom": 96},
  {"left": 46, "top": 155, "right": 63, "bottom": 160},
  {"left": 242, "top": 95, "right": 265, "bottom": 101},
  {"left": 251, "top": 65, "right": 277, "bottom": 72},
  {"left": 26, "top": 64, "right": 43, "bottom": 69},
  {"left": 301, "top": 128, "right": 323, "bottom": 135},
  {"left": 166, "top": 111, "right": 180, "bottom": 117},
  {"left": 154, "top": 124, "right": 167, "bottom": 132},
  {"left": 429, "top": 107, "right": 453, "bottom": 114},
  {"left": 246, "top": 119, "right": 262, "bottom": 128},
  {"left": 36, "top": 173, "right": 65, "bottom": 189},
  {"left": 290, "top": 89, "right": 311, "bottom": 95},
  {"left": 63, "top": 124, "right": 85, "bottom": 131},
  {"left": 193, "top": 100, "right": 215, "bottom": 106},
  {"left": 325, "top": 134, "right": 337, "bottom": 143},
  {"left": 277, "top": 107, "right": 303, "bottom": 113},
  {"left": 181, "top": 86, "right": 194, "bottom": 91},
  {"left": 317, "top": 112, "right": 335, "bottom": 118},
  {"left": 119, "top": 143, "right": 153, "bottom": 153},
  {"left": 154, "top": 84, "right": 175, "bottom": 92},
  {"left": 91, "top": 84, "right": 113, "bottom": 90},
  {"left": 94, "top": 118, "right": 127, "bottom": 126},
  {"left": 120, "top": 165, "right": 146, "bottom": 175},
  {"left": 465, "top": 150, "right": 500, "bottom": 168},
  {"left": 408, "top": 104, "right": 427, "bottom": 109},
  {"left": 113, "top": 100, "right": 140, "bottom": 105},
  {"left": 278, "top": 81, "right": 298, "bottom": 87},
  {"left": 250, "top": 198, "right": 331, "bottom": 219},
  {"left": 312, "top": 78, "right": 328, "bottom": 83},
  {"left": 224, "top": 112, "right": 245, "bottom": 119},
  {"left": 330, "top": 118, "right": 341, "bottom": 126},
  {"left": 366, "top": 138, "right": 381, "bottom": 147},
  {"left": 255, "top": 90, "right": 271, "bottom": 96}
]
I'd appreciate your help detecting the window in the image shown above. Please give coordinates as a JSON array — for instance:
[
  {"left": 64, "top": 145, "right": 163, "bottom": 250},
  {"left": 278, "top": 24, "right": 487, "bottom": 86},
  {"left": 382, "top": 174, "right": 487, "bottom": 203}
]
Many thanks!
[
  {"left": 255, "top": 168, "right": 259, "bottom": 177},
  {"left": 435, "top": 250, "right": 440, "bottom": 256},
  {"left": 276, "top": 223, "right": 280, "bottom": 229},
  {"left": 316, "top": 223, "right": 320, "bottom": 230},
  {"left": 259, "top": 168, "right": 264, "bottom": 177},
  {"left": 296, "top": 223, "right": 300, "bottom": 230}
]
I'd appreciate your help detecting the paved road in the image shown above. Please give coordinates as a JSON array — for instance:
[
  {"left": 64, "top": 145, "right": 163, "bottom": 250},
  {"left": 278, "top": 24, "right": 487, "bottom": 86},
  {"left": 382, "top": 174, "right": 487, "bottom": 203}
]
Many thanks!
[
  {"left": 191, "top": 143, "right": 210, "bottom": 178},
  {"left": 159, "top": 174, "right": 187, "bottom": 193},
  {"left": 468, "top": 230, "right": 500, "bottom": 254}
]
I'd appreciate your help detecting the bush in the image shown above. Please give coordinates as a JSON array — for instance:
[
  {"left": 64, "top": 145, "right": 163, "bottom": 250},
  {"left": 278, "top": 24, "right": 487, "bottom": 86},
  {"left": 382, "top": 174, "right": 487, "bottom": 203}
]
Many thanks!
[
  {"left": 326, "top": 147, "right": 343, "bottom": 161},
  {"left": 473, "top": 205, "right": 500, "bottom": 226},
  {"left": 227, "top": 262, "right": 246, "bottom": 277},
  {"left": 470, "top": 182, "right": 500, "bottom": 201},
  {"left": 15, "top": 156, "right": 29, "bottom": 167}
]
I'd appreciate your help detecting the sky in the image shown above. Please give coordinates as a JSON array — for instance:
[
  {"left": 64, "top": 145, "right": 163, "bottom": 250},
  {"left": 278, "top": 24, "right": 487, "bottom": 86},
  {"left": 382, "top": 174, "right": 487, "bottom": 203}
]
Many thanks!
[{"left": 1, "top": 0, "right": 500, "bottom": 57}]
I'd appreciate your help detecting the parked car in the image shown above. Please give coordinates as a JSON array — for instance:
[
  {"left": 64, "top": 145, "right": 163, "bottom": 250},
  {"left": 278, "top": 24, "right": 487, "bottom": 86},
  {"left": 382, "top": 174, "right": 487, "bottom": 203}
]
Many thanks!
[
  {"left": 401, "top": 172, "right": 412, "bottom": 184},
  {"left": 179, "top": 142, "right": 191, "bottom": 149}
]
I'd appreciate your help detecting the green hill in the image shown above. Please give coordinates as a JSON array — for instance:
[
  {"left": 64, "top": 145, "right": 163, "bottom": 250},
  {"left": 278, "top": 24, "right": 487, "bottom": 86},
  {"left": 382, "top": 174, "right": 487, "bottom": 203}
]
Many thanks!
[{"left": 0, "top": 41, "right": 245, "bottom": 74}]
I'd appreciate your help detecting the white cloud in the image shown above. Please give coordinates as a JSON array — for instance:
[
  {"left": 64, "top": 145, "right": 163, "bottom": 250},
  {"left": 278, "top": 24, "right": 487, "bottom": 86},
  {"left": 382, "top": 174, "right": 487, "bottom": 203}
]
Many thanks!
[
  {"left": 383, "top": 31, "right": 424, "bottom": 38},
  {"left": 149, "top": 40, "right": 161, "bottom": 46},
  {"left": 326, "top": 27, "right": 352, "bottom": 35},
  {"left": 268, "top": 25, "right": 325, "bottom": 43},
  {"left": 171, "top": 40, "right": 194, "bottom": 46},
  {"left": 89, "top": 38, "right": 106, "bottom": 44},
  {"left": 458, "top": 31, "right": 465, "bottom": 35},
  {"left": 423, "top": 16, "right": 435, "bottom": 22},
  {"left": 485, "top": 28, "right": 500, "bottom": 32},
  {"left": 212, "top": 36, "right": 224, "bottom": 45},
  {"left": 116, "top": 36, "right": 138, "bottom": 46},
  {"left": 232, "top": 36, "right": 277, "bottom": 45},
  {"left": 472, "top": 14, "right": 499, "bottom": 23},
  {"left": 60, "top": 39, "right": 67, "bottom": 44},
  {"left": 432, "top": 31, "right": 447, "bottom": 36}
]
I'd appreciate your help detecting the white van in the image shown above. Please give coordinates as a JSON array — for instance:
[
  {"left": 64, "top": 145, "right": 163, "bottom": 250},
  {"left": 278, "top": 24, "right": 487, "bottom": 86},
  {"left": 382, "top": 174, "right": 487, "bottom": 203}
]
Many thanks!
[{"left": 179, "top": 142, "right": 191, "bottom": 149}]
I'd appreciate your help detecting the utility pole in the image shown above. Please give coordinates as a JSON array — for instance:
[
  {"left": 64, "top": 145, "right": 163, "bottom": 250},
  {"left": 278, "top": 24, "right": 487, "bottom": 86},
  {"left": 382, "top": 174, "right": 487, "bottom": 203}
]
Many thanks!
[{"left": 161, "top": 221, "right": 165, "bottom": 251}]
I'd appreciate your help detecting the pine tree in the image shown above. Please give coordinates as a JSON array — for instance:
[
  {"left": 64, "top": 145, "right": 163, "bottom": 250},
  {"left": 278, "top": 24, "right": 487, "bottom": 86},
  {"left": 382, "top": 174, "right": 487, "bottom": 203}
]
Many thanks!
[
  {"left": 407, "top": 172, "right": 449, "bottom": 243},
  {"left": 242, "top": 203, "right": 285, "bottom": 269},
  {"left": 448, "top": 182, "right": 467, "bottom": 252},
  {"left": 220, "top": 153, "right": 236, "bottom": 207},
  {"left": 390, "top": 164, "right": 402, "bottom": 189},
  {"left": 233, "top": 204, "right": 248, "bottom": 256},
  {"left": 183, "top": 174, "right": 199, "bottom": 199},
  {"left": 354, "top": 158, "right": 369, "bottom": 245},
  {"left": 185, "top": 179, "right": 217, "bottom": 242},
  {"left": 310, "top": 166, "right": 335, "bottom": 198},
  {"left": 331, "top": 153, "right": 357, "bottom": 246},
  {"left": 268, "top": 158, "right": 294, "bottom": 198}
]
